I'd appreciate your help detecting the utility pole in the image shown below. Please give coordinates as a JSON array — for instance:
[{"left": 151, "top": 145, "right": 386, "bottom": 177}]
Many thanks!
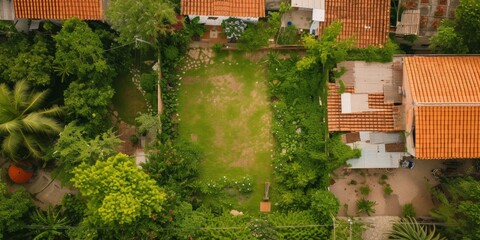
[{"left": 347, "top": 218, "right": 353, "bottom": 240}]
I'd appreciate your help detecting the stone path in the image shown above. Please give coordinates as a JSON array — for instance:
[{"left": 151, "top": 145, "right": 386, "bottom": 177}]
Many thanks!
[{"left": 360, "top": 216, "right": 400, "bottom": 240}]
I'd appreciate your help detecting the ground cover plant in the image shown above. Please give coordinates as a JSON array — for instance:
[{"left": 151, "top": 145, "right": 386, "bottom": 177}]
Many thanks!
[{"left": 177, "top": 52, "right": 273, "bottom": 212}]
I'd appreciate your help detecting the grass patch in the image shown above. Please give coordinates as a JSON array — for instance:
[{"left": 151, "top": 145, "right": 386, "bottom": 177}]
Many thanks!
[
  {"left": 178, "top": 52, "right": 273, "bottom": 213},
  {"left": 112, "top": 71, "right": 147, "bottom": 124}
]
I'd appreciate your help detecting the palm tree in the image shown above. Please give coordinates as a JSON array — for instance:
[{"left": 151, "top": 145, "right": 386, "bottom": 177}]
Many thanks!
[
  {"left": 388, "top": 217, "right": 446, "bottom": 240},
  {"left": 29, "top": 207, "right": 70, "bottom": 240},
  {"left": 0, "top": 80, "right": 62, "bottom": 162}
]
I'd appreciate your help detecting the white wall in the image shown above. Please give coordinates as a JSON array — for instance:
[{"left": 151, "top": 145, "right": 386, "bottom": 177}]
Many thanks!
[{"left": 189, "top": 15, "right": 259, "bottom": 26}]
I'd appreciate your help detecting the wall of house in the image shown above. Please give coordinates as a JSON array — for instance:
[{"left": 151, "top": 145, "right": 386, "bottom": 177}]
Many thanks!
[
  {"left": 188, "top": 15, "right": 259, "bottom": 26},
  {"left": 402, "top": 60, "right": 416, "bottom": 157},
  {"left": 0, "top": 0, "right": 14, "bottom": 20}
]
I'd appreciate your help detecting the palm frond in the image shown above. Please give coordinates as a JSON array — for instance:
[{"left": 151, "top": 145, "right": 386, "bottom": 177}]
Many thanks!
[
  {"left": 37, "top": 105, "right": 62, "bottom": 117},
  {"left": 13, "top": 80, "right": 30, "bottom": 110},
  {"left": 1, "top": 134, "right": 22, "bottom": 161},
  {"left": 388, "top": 217, "right": 445, "bottom": 240},
  {"left": 0, "top": 120, "right": 22, "bottom": 134},
  {"left": 22, "top": 134, "right": 44, "bottom": 159},
  {"left": 21, "top": 90, "right": 49, "bottom": 115},
  {"left": 22, "top": 113, "right": 63, "bottom": 135},
  {"left": 0, "top": 84, "right": 12, "bottom": 106}
]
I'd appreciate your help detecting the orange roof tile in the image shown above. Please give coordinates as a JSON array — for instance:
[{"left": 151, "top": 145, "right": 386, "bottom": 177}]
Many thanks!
[
  {"left": 181, "top": 0, "right": 265, "bottom": 18},
  {"left": 318, "top": 0, "right": 390, "bottom": 48},
  {"left": 327, "top": 83, "right": 401, "bottom": 132},
  {"left": 14, "top": 0, "right": 103, "bottom": 20},
  {"left": 414, "top": 106, "right": 480, "bottom": 159},
  {"left": 404, "top": 56, "right": 480, "bottom": 103}
]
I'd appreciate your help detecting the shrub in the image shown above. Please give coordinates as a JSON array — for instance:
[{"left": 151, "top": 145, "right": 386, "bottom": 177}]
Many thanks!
[
  {"left": 129, "top": 134, "right": 139, "bottom": 145},
  {"left": 359, "top": 186, "right": 371, "bottom": 196},
  {"left": 383, "top": 184, "right": 393, "bottom": 196},
  {"left": 238, "top": 23, "right": 269, "bottom": 51},
  {"left": 379, "top": 174, "right": 388, "bottom": 184},
  {"left": 356, "top": 198, "right": 377, "bottom": 216},
  {"left": 402, "top": 203, "right": 416, "bottom": 218},
  {"left": 349, "top": 179, "right": 358, "bottom": 185},
  {"left": 277, "top": 25, "right": 300, "bottom": 45},
  {"left": 211, "top": 43, "right": 224, "bottom": 53}
]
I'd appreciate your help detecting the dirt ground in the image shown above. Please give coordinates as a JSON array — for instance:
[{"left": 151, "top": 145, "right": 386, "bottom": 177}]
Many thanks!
[{"left": 330, "top": 160, "right": 448, "bottom": 217}]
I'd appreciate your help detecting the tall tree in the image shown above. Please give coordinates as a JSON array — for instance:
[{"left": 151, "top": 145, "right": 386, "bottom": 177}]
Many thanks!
[
  {"left": 105, "top": 0, "right": 177, "bottom": 44},
  {"left": 429, "top": 0, "right": 480, "bottom": 53},
  {"left": 54, "top": 18, "right": 115, "bottom": 133},
  {"left": 0, "top": 80, "right": 62, "bottom": 162},
  {"left": 72, "top": 154, "right": 166, "bottom": 225},
  {"left": 8, "top": 36, "right": 54, "bottom": 87},
  {"left": 106, "top": 0, "right": 179, "bottom": 115}
]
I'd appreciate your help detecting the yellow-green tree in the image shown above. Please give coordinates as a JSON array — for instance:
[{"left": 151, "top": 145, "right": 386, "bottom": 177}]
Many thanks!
[{"left": 72, "top": 154, "right": 166, "bottom": 225}]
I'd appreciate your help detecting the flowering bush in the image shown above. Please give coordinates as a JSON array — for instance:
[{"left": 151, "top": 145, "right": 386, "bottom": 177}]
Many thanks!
[{"left": 221, "top": 18, "right": 247, "bottom": 40}]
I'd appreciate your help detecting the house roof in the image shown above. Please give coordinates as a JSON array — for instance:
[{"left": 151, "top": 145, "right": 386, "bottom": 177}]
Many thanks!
[
  {"left": 415, "top": 106, "right": 480, "bottom": 159},
  {"left": 404, "top": 56, "right": 480, "bottom": 159},
  {"left": 327, "top": 83, "right": 401, "bottom": 132},
  {"left": 318, "top": 0, "right": 390, "bottom": 48},
  {"left": 14, "top": 0, "right": 103, "bottom": 20},
  {"left": 181, "top": 0, "right": 265, "bottom": 18},
  {"left": 404, "top": 56, "right": 480, "bottom": 103}
]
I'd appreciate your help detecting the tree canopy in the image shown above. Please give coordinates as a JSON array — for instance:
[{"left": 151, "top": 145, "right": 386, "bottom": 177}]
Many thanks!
[
  {"left": 106, "top": 0, "right": 177, "bottom": 44},
  {"left": 430, "top": 0, "right": 480, "bottom": 53},
  {"left": 72, "top": 154, "right": 166, "bottom": 225}
]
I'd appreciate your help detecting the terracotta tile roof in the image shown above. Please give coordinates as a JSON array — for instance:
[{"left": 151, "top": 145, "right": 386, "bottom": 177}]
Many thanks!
[
  {"left": 318, "top": 0, "right": 390, "bottom": 48},
  {"left": 405, "top": 56, "right": 480, "bottom": 159},
  {"left": 181, "top": 0, "right": 265, "bottom": 18},
  {"left": 327, "top": 83, "right": 401, "bottom": 132},
  {"left": 14, "top": 0, "right": 103, "bottom": 20},
  {"left": 415, "top": 106, "right": 480, "bottom": 159},
  {"left": 404, "top": 56, "right": 480, "bottom": 103}
]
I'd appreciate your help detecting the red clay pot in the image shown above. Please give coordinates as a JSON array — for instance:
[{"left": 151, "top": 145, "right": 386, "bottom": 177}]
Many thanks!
[{"left": 8, "top": 163, "right": 34, "bottom": 184}]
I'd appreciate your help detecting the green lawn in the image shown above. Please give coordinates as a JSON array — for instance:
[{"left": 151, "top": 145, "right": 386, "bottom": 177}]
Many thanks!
[
  {"left": 178, "top": 52, "right": 273, "bottom": 213},
  {"left": 112, "top": 71, "right": 147, "bottom": 124}
]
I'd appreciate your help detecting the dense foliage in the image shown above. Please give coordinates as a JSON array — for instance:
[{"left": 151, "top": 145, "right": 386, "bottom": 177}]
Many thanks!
[
  {"left": 0, "top": 183, "right": 33, "bottom": 239},
  {"left": 430, "top": 0, "right": 480, "bottom": 53},
  {"left": 430, "top": 176, "right": 480, "bottom": 239},
  {"left": 72, "top": 154, "right": 166, "bottom": 225}
]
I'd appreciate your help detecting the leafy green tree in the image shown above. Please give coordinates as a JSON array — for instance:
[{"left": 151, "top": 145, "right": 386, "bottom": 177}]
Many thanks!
[
  {"left": 356, "top": 198, "right": 377, "bottom": 216},
  {"left": 63, "top": 81, "right": 114, "bottom": 133},
  {"left": 0, "top": 183, "right": 33, "bottom": 239},
  {"left": 106, "top": 0, "right": 177, "bottom": 44},
  {"left": 310, "top": 190, "right": 340, "bottom": 222},
  {"left": 388, "top": 217, "right": 445, "bottom": 240},
  {"left": 455, "top": 0, "right": 480, "bottom": 53},
  {"left": 0, "top": 80, "right": 62, "bottom": 162},
  {"left": 238, "top": 23, "right": 269, "bottom": 51},
  {"left": 8, "top": 36, "right": 53, "bottom": 87},
  {"left": 54, "top": 18, "right": 111, "bottom": 82},
  {"left": 429, "top": 21, "right": 468, "bottom": 54},
  {"left": 430, "top": 177, "right": 480, "bottom": 239},
  {"left": 429, "top": 0, "right": 480, "bottom": 53},
  {"left": 297, "top": 21, "right": 353, "bottom": 72},
  {"left": 29, "top": 207, "right": 70, "bottom": 240},
  {"left": 72, "top": 154, "right": 166, "bottom": 225},
  {"left": 48, "top": 122, "right": 122, "bottom": 182},
  {"left": 142, "top": 140, "right": 202, "bottom": 199},
  {"left": 54, "top": 18, "right": 114, "bottom": 134}
]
